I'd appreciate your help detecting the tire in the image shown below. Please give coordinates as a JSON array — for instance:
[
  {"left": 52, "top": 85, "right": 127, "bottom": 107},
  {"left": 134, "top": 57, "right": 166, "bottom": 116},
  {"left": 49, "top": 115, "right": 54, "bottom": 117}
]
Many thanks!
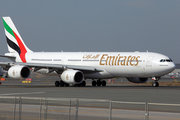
[
  {"left": 152, "top": 82, "right": 159, "bottom": 87},
  {"left": 59, "top": 81, "right": 65, "bottom": 87},
  {"left": 55, "top": 81, "right": 59, "bottom": 87},
  {"left": 81, "top": 81, "right": 86, "bottom": 87},
  {"left": 156, "top": 82, "right": 159, "bottom": 87},
  {"left": 92, "top": 81, "right": 97, "bottom": 86},
  {"left": 101, "top": 80, "right": 106, "bottom": 86}
]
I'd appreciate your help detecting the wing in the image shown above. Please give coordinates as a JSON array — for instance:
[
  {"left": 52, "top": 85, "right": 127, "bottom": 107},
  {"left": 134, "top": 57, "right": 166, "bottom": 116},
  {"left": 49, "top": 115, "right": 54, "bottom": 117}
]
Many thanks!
[{"left": 0, "top": 62, "right": 103, "bottom": 73}]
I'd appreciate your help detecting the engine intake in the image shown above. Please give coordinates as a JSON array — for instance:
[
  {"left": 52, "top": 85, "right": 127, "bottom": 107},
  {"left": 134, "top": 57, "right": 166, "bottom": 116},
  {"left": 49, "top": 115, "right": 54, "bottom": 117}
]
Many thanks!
[
  {"left": 61, "top": 69, "right": 84, "bottom": 84},
  {"left": 8, "top": 65, "right": 30, "bottom": 79}
]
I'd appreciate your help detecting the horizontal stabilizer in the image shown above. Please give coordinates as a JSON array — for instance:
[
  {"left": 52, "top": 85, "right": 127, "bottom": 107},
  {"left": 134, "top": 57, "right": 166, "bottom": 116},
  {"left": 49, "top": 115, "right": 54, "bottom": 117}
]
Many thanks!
[{"left": 0, "top": 54, "right": 16, "bottom": 61}]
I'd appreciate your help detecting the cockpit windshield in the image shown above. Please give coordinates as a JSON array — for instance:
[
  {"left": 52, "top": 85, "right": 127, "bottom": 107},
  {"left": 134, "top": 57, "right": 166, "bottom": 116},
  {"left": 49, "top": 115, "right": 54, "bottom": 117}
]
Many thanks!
[{"left": 160, "top": 58, "right": 173, "bottom": 62}]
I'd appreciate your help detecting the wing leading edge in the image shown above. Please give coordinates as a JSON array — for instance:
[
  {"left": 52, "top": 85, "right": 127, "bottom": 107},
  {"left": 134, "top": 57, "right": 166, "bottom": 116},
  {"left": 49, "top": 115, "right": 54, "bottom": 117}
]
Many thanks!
[{"left": 0, "top": 62, "right": 104, "bottom": 73}]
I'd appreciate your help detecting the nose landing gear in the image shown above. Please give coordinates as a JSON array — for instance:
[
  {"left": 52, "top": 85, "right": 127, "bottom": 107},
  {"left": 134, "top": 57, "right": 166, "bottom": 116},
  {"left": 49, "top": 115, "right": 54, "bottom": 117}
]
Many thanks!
[
  {"left": 152, "top": 81, "right": 159, "bottom": 87},
  {"left": 152, "top": 77, "right": 160, "bottom": 87}
]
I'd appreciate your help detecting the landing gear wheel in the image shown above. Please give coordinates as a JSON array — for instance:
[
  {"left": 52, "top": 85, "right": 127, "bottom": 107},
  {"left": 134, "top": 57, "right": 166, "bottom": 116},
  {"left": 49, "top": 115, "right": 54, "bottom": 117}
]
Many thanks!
[
  {"left": 101, "top": 80, "right": 106, "bottom": 86},
  {"left": 156, "top": 82, "right": 159, "bottom": 87},
  {"left": 97, "top": 80, "right": 102, "bottom": 86},
  {"left": 152, "top": 82, "right": 159, "bottom": 87},
  {"left": 55, "top": 81, "right": 60, "bottom": 87},
  {"left": 81, "top": 81, "right": 86, "bottom": 87},
  {"left": 92, "top": 81, "right": 97, "bottom": 86},
  {"left": 59, "top": 80, "right": 65, "bottom": 87}
]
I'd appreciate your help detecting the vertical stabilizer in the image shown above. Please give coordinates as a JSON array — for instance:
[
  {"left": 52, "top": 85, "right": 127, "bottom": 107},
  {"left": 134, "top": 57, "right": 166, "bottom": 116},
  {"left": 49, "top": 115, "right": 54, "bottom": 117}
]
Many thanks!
[{"left": 2, "top": 17, "right": 33, "bottom": 62}]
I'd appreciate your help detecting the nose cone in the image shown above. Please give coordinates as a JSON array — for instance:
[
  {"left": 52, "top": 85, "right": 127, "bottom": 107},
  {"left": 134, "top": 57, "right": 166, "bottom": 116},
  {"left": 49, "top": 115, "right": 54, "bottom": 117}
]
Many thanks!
[
  {"left": 151, "top": 53, "right": 176, "bottom": 76},
  {"left": 155, "top": 62, "right": 176, "bottom": 76},
  {"left": 168, "top": 62, "right": 176, "bottom": 72},
  {"left": 152, "top": 57, "right": 176, "bottom": 76}
]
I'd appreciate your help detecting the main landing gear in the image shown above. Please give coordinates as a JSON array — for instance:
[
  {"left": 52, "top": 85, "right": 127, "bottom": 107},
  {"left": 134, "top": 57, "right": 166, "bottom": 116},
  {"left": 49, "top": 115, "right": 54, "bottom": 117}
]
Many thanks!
[
  {"left": 55, "top": 80, "right": 69, "bottom": 87},
  {"left": 55, "top": 80, "right": 86, "bottom": 87},
  {"left": 152, "top": 77, "right": 160, "bottom": 87},
  {"left": 92, "top": 79, "right": 106, "bottom": 87}
]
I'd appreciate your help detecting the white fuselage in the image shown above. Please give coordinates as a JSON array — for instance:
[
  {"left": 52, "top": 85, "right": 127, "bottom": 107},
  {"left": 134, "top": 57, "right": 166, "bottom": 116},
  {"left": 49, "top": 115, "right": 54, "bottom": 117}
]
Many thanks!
[{"left": 13, "top": 52, "right": 175, "bottom": 79}]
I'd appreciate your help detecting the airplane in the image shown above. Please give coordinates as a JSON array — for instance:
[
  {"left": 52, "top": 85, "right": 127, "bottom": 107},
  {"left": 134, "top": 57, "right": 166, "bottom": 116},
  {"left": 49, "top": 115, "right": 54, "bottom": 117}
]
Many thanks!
[{"left": 0, "top": 17, "right": 175, "bottom": 87}]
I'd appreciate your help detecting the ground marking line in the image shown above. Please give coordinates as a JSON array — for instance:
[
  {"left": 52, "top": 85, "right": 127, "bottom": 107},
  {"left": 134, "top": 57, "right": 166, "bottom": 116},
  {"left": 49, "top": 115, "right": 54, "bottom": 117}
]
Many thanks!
[{"left": 0, "top": 92, "right": 45, "bottom": 96}]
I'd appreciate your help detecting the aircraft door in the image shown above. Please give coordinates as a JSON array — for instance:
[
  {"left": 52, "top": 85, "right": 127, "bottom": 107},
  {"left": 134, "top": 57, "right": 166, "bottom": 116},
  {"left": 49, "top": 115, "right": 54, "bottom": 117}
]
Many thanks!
[{"left": 146, "top": 56, "right": 153, "bottom": 67}]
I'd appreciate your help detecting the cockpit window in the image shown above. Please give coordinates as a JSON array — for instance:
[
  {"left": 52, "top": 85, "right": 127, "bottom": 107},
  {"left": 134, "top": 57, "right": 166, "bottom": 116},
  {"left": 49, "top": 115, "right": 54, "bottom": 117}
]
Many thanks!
[
  {"left": 166, "top": 59, "right": 171, "bottom": 62},
  {"left": 169, "top": 58, "right": 173, "bottom": 62},
  {"left": 160, "top": 59, "right": 173, "bottom": 62}
]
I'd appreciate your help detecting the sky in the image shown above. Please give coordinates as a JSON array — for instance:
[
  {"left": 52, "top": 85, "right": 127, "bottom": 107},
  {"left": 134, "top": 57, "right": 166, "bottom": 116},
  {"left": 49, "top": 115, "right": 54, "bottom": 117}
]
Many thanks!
[{"left": 0, "top": 0, "right": 180, "bottom": 63}]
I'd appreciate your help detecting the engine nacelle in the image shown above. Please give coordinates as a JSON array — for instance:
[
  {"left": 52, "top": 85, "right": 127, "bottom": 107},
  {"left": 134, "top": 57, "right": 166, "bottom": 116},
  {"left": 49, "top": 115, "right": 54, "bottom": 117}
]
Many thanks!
[
  {"left": 61, "top": 69, "right": 84, "bottom": 84},
  {"left": 126, "top": 77, "right": 148, "bottom": 83},
  {"left": 8, "top": 65, "right": 31, "bottom": 79}
]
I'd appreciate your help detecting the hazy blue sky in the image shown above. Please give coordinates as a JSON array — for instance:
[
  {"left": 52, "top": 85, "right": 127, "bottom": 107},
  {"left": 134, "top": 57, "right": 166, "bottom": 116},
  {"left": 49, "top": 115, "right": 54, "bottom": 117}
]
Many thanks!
[{"left": 0, "top": 0, "right": 180, "bottom": 63}]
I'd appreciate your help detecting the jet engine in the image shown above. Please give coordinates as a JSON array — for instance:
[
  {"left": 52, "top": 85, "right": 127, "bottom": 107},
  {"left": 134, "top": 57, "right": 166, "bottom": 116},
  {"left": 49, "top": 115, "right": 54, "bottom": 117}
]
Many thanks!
[
  {"left": 8, "top": 65, "right": 31, "bottom": 79},
  {"left": 61, "top": 69, "right": 84, "bottom": 84},
  {"left": 126, "top": 77, "right": 148, "bottom": 83}
]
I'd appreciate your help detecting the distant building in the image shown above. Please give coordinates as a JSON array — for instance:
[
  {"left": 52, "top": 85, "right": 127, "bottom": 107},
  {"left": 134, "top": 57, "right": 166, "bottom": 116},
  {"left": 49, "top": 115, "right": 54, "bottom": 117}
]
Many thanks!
[{"left": 165, "top": 64, "right": 180, "bottom": 78}]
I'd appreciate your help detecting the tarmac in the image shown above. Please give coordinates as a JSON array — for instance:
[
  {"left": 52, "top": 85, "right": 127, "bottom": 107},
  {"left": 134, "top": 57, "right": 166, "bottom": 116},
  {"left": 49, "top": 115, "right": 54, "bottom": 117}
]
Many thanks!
[
  {"left": 0, "top": 74, "right": 179, "bottom": 104},
  {"left": 0, "top": 74, "right": 180, "bottom": 120}
]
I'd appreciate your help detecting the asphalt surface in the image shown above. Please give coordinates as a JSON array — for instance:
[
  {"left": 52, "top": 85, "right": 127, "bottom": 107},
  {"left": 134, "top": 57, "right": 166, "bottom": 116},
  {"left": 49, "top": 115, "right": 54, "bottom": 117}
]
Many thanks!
[
  {"left": 0, "top": 74, "right": 180, "bottom": 120},
  {"left": 0, "top": 74, "right": 179, "bottom": 104}
]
